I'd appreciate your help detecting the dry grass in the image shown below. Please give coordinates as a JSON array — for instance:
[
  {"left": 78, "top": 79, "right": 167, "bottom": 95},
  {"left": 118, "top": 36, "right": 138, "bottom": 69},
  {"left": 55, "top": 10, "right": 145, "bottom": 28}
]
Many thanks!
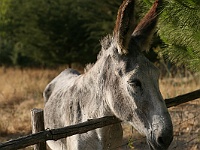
[
  {"left": 0, "top": 67, "right": 199, "bottom": 149},
  {"left": 159, "top": 75, "right": 200, "bottom": 150},
  {"left": 0, "top": 67, "right": 63, "bottom": 140}
]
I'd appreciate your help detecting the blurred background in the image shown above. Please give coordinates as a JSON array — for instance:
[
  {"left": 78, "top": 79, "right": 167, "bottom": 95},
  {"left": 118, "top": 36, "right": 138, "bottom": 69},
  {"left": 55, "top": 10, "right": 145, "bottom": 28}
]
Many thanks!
[{"left": 0, "top": 0, "right": 199, "bottom": 149}]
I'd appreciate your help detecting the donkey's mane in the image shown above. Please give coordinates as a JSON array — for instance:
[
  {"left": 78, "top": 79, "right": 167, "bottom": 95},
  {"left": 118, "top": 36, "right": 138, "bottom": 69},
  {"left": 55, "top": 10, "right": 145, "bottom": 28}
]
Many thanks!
[
  {"left": 84, "top": 35, "right": 113, "bottom": 73},
  {"left": 100, "top": 35, "right": 113, "bottom": 52}
]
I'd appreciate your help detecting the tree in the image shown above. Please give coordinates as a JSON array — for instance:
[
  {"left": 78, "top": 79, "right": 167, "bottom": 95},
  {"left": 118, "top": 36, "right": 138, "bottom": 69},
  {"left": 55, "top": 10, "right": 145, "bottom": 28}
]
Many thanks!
[
  {"left": 0, "top": 0, "right": 162, "bottom": 67},
  {"left": 0, "top": 0, "right": 13, "bottom": 65},
  {"left": 74, "top": 0, "right": 121, "bottom": 62},
  {"left": 0, "top": 0, "right": 90, "bottom": 66},
  {"left": 0, "top": 0, "right": 122, "bottom": 66},
  {"left": 158, "top": 0, "right": 200, "bottom": 71},
  {"left": 1, "top": 0, "right": 199, "bottom": 70}
]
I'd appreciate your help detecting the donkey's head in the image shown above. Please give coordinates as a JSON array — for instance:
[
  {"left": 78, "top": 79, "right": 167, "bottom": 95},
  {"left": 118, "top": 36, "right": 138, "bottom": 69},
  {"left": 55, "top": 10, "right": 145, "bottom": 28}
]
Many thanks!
[{"left": 101, "top": 0, "right": 173, "bottom": 149}]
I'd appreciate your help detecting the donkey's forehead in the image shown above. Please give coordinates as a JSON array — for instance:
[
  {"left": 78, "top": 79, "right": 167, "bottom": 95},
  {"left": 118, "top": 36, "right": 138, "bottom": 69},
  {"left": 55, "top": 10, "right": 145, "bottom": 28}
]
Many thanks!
[{"left": 121, "top": 54, "right": 160, "bottom": 78}]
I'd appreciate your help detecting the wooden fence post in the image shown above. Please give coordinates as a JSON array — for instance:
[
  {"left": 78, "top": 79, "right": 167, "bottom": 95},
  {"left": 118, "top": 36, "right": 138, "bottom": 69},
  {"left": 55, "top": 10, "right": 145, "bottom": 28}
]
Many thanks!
[{"left": 31, "top": 108, "right": 46, "bottom": 150}]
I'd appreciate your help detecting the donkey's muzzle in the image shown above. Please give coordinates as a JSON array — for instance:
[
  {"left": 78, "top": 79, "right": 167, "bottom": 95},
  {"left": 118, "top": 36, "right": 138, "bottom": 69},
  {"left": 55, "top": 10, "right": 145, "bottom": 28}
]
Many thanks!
[{"left": 147, "top": 128, "right": 173, "bottom": 150}]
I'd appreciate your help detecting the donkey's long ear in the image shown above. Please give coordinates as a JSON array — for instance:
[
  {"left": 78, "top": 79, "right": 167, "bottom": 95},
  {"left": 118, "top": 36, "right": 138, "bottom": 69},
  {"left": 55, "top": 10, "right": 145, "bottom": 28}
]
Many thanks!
[
  {"left": 114, "top": 0, "right": 135, "bottom": 54},
  {"left": 132, "top": 0, "right": 162, "bottom": 51}
]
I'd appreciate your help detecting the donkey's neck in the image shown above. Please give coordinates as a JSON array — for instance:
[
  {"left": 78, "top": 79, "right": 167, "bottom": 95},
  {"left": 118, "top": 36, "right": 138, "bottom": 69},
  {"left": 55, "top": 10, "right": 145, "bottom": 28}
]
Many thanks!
[{"left": 77, "top": 55, "right": 113, "bottom": 119}]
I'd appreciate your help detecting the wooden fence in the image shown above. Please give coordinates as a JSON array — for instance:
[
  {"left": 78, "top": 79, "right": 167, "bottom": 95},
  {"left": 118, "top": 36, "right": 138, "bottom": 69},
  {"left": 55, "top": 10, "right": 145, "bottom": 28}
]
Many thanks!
[{"left": 0, "top": 89, "right": 199, "bottom": 150}]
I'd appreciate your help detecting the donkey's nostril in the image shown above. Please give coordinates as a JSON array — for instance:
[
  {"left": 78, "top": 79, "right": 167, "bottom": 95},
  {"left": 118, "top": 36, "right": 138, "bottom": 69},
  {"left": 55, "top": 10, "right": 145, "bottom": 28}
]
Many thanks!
[
  {"left": 157, "top": 136, "right": 164, "bottom": 145},
  {"left": 156, "top": 134, "right": 173, "bottom": 148}
]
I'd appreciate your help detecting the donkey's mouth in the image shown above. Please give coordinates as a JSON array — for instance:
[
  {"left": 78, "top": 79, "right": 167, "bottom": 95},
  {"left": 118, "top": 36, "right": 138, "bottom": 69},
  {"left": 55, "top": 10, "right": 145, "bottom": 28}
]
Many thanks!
[
  {"left": 147, "top": 140, "right": 168, "bottom": 150},
  {"left": 147, "top": 140, "right": 156, "bottom": 150}
]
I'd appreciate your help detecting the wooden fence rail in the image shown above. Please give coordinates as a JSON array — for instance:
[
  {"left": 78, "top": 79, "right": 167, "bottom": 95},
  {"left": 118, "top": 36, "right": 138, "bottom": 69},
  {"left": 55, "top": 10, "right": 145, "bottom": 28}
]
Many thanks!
[{"left": 0, "top": 89, "right": 199, "bottom": 150}]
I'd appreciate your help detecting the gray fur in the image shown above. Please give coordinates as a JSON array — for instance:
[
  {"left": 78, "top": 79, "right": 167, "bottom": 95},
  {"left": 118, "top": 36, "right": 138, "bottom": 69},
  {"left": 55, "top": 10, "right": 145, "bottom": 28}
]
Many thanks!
[{"left": 44, "top": 0, "right": 173, "bottom": 149}]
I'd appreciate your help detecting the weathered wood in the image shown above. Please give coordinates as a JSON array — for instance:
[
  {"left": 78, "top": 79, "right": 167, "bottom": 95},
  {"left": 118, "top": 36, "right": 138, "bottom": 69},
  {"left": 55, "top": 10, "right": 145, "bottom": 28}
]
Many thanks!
[
  {"left": 31, "top": 108, "right": 46, "bottom": 150},
  {"left": 0, "top": 116, "right": 121, "bottom": 150},
  {"left": 165, "top": 89, "right": 200, "bottom": 108},
  {"left": 0, "top": 131, "right": 51, "bottom": 150},
  {"left": 0, "top": 89, "right": 199, "bottom": 150}
]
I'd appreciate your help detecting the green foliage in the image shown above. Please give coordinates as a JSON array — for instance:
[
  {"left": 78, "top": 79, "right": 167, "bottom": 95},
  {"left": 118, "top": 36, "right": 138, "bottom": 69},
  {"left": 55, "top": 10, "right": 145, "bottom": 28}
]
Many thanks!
[
  {"left": 0, "top": 0, "right": 90, "bottom": 66},
  {"left": 0, "top": 0, "right": 199, "bottom": 71},
  {"left": 158, "top": 0, "right": 200, "bottom": 71},
  {"left": 76, "top": 0, "right": 121, "bottom": 55},
  {"left": 0, "top": 0, "right": 13, "bottom": 65},
  {"left": 0, "top": 0, "right": 121, "bottom": 66}
]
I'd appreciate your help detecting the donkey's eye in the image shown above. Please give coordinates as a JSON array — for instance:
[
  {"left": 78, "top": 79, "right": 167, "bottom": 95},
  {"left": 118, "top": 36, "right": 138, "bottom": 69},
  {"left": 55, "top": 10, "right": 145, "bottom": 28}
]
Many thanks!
[{"left": 128, "top": 79, "right": 142, "bottom": 88}]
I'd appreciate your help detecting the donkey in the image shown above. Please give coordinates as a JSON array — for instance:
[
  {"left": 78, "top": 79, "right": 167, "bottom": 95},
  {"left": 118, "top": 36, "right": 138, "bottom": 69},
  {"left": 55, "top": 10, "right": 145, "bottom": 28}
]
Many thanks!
[{"left": 44, "top": 0, "right": 173, "bottom": 149}]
